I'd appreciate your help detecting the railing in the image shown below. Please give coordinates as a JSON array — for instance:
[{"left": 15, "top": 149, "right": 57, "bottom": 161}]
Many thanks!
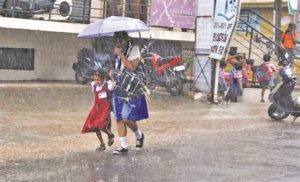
[
  {"left": 236, "top": 19, "right": 279, "bottom": 63},
  {"left": 235, "top": 9, "right": 285, "bottom": 63},
  {"left": 236, "top": 8, "right": 300, "bottom": 76},
  {"left": 0, "top": 0, "right": 152, "bottom": 24},
  {"left": 241, "top": 9, "right": 283, "bottom": 39}
]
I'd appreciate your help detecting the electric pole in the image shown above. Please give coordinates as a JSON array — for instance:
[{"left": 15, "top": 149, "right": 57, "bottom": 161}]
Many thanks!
[{"left": 274, "top": 0, "right": 282, "bottom": 44}]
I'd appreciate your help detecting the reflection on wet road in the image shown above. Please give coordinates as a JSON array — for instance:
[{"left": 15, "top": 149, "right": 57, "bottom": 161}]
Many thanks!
[{"left": 1, "top": 83, "right": 300, "bottom": 181}]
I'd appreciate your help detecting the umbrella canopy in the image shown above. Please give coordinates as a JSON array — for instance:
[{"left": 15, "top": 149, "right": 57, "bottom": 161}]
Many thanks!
[{"left": 78, "top": 16, "right": 150, "bottom": 38}]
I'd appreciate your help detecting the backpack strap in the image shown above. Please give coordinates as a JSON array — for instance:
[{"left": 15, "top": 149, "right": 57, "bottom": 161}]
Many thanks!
[{"left": 103, "top": 82, "right": 112, "bottom": 100}]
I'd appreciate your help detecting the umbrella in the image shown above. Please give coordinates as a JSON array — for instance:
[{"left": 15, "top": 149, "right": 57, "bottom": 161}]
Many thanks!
[{"left": 78, "top": 16, "right": 150, "bottom": 38}]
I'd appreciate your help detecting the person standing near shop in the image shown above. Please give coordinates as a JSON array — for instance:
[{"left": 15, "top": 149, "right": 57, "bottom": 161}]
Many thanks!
[
  {"left": 281, "top": 23, "right": 297, "bottom": 64},
  {"left": 259, "top": 54, "right": 276, "bottom": 103},
  {"left": 111, "top": 31, "right": 148, "bottom": 155}
]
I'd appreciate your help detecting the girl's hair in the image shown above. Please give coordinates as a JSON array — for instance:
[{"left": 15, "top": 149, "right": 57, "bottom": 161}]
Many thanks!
[
  {"left": 113, "top": 31, "right": 134, "bottom": 47},
  {"left": 278, "top": 59, "right": 287, "bottom": 66},
  {"left": 288, "top": 23, "right": 296, "bottom": 29},
  {"left": 263, "top": 54, "right": 271, "bottom": 62},
  {"left": 114, "top": 31, "right": 130, "bottom": 43},
  {"left": 114, "top": 31, "right": 129, "bottom": 39},
  {"left": 234, "top": 62, "right": 243, "bottom": 70},
  {"left": 94, "top": 71, "right": 105, "bottom": 79},
  {"left": 285, "top": 23, "right": 296, "bottom": 33},
  {"left": 220, "top": 60, "right": 227, "bottom": 68}
]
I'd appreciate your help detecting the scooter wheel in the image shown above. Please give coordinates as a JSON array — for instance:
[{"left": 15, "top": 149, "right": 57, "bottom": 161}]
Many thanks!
[
  {"left": 268, "top": 103, "right": 289, "bottom": 121},
  {"left": 75, "top": 72, "right": 89, "bottom": 85},
  {"left": 167, "top": 77, "right": 183, "bottom": 96}
]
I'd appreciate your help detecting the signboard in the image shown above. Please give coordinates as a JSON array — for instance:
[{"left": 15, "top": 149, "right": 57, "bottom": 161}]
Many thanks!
[
  {"left": 195, "top": 17, "right": 213, "bottom": 53},
  {"left": 209, "top": 0, "right": 240, "bottom": 60},
  {"left": 195, "top": 0, "right": 214, "bottom": 53},
  {"left": 295, "top": 0, "right": 300, "bottom": 58},
  {"left": 149, "top": 0, "right": 196, "bottom": 29},
  {"left": 197, "top": 0, "right": 214, "bottom": 16},
  {"left": 288, "top": 0, "right": 298, "bottom": 15}
]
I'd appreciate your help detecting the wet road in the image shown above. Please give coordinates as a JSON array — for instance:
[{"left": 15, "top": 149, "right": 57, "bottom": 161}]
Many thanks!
[{"left": 1, "top": 83, "right": 300, "bottom": 181}]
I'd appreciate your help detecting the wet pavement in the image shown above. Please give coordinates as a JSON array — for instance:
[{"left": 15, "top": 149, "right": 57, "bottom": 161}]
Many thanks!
[{"left": 1, "top": 82, "right": 300, "bottom": 181}]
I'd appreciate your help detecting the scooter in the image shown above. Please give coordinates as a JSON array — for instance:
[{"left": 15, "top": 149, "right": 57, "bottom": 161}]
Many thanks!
[
  {"left": 268, "top": 62, "right": 300, "bottom": 123},
  {"left": 72, "top": 48, "right": 111, "bottom": 84},
  {"left": 141, "top": 41, "right": 186, "bottom": 96}
]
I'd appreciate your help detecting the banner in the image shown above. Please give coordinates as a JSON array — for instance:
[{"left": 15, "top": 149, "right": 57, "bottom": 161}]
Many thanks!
[
  {"left": 209, "top": 0, "right": 240, "bottom": 60},
  {"left": 149, "top": 0, "right": 196, "bottom": 29}
]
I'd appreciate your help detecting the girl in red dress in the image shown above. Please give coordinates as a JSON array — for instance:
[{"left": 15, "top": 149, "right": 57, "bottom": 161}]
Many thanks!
[{"left": 82, "top": 71, "right": 114, "bottom": 151}]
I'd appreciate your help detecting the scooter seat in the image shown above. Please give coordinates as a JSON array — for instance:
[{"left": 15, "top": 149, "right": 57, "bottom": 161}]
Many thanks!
[{"left": 158, "top": 57, "right": 174, "bottom": 65}]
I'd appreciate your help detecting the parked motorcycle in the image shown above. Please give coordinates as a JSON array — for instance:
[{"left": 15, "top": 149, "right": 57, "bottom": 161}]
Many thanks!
[
  {"left": 141, "top": 41, "right": 186, "bottom": 96},
  {"left": 1, "top": 0, "right": 55, "bottom": 18},
  {"left": 268, "top": 61, "right": 300, "bottom": 123},
  {"left": 72, "top": 48, "right": 112, "bottom": 84}
]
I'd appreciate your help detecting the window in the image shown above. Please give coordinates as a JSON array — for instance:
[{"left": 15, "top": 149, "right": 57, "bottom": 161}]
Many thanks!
[
  {"left": 0, "top": 48, "right": 34, "bottom": 70},
  {"left": 105, "top": 0, "right": 123, "bottom": 17},
  {"left": 237, "top": 9, "right": 261, "bottom": 32},
  {"left": 105, "top": 0, "right": 148, "bottom": 22},
  {"left": 125, "top": 0, "right": 148, "bottom": 22}
]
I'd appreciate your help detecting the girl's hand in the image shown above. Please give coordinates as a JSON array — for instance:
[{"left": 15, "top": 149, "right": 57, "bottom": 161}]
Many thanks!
[
  {"left": 108, "top": 70, "right": 114, "bottom": 80},
  {"left": 114, "top": 47, "right": 122, "bottom": 56}
]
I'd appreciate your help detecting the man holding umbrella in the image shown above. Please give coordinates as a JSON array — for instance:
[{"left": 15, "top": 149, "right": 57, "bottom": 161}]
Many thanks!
[{"left": 111, "top": 31, "right": 148, "bottom": 155}]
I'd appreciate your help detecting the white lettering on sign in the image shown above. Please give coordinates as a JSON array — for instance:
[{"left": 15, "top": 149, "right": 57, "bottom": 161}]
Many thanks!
[{"left": 209, "top": 0, "right": 240, "bottom": 60}]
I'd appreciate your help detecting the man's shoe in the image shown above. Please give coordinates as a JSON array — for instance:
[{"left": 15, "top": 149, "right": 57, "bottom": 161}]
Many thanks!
[
  {"left": 113, "top": 147, "right": 128, "bottom": 155},
  {"left": 136, "top": 133, "right": 144, "bottom": 149}
]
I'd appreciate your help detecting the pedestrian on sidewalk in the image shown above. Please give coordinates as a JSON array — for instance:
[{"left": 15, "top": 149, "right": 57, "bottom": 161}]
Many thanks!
[
  {"left": 224, "top": 62, "right": 243, "bottom": 103},
  {"left": 281, "top": 23, "right": 297, "bottom": 64},
  {"left": 218, "top": 61, "right": 228, "bottom": 102},
  {"left": 81, "top": 71, "right": 115, "bottom": 151},
  {"left": 259, "top": 54, "right": 276, "bottom": 103},
  {"left": 111, "top": 31, "right": 148, "bottom": 155}
]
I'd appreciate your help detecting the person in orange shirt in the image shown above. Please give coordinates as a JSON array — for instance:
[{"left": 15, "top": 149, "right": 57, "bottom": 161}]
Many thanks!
[{"left": 281, "top": 23, "right": 297, "bottom": 63}]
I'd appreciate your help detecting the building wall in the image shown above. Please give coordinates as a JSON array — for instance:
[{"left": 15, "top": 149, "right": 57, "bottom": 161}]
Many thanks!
[
  {"left": 0, "top": 29, "right": 91, "bottom": 81},
  {"left": 0, "top": 25, "right": 194, "bottom": 81},
  {"left": 259, "top": 7, "right": 292, "bottom": 36},
  {"left": 1, "top": 1, "right": 291, "bottom": 81}
]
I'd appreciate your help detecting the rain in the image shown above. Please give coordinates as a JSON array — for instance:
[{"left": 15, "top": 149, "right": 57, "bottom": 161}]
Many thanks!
[{"left": 2, "top": 0, "right": 300, "bottom": 181}]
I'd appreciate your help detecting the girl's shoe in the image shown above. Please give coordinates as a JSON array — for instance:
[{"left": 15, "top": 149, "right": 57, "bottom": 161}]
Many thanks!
[
  {"left": 108, "top": 134, "right": 114, "bottom": 146},
  {"left": 136, "top": 133, "right": 144, "bottom": 149},
  {"left": 260, "top": 99, "right": 265, "bottom": 103},
  {"left": 96, "top": 144, "right": 106, "bottom": 151},
  {"left": 112, "top": 147, "right": 128, "bottom": 155}
]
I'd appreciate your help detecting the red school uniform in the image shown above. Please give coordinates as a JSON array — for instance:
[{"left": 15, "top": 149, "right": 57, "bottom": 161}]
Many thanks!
[{"left": 81, "top": 81, "right": 111, "bottom": 133}]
